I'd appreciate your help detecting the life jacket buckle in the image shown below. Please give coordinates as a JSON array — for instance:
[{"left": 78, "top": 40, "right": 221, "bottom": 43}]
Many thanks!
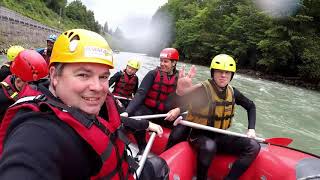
[{"left": 34, "top": 94, "right": 47, "bottom": 102}]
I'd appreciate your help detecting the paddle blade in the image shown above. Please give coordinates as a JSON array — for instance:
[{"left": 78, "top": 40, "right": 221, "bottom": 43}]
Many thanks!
[{"left": 265, "top": 137, "right": 293, "bottom": 146}]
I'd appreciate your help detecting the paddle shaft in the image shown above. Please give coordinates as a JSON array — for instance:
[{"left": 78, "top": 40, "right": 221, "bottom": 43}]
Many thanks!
[
  {"left": 135, "top": 132, "right": 157, "bottom": 179},
  {"left": 114, "top": 95, "right": 132, "bottom": 101},
  {"left": 179, "top": 120, "right": 265, "bottom": 142},
  {"left": 129, "top": 111, "right": 188, "bottom": 120}
]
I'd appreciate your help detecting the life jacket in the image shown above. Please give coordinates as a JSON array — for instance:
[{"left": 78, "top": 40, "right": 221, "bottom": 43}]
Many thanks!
[
  {"left": 0, "top": 75, "right": 19, "bottom": 101},
  {"left": 0, "top": 84, "right": 137, "bottom": 180},
  {"left": 144, "top": 68, "right": 178, "bottom": 112},
  {"left": 113, "top": 71, "right": 138, "bottom": 98},
  {"left": 186, "top": 80, "right": 235, "bottom": 130}
]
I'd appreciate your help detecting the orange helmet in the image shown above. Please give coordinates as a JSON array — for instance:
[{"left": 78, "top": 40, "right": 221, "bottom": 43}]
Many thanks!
[
  {"left": 160, "top": 48, "right": 179, "bottom": 61},
  {"left": 10, "top": 50, "right": 49, "bottom": 82}
]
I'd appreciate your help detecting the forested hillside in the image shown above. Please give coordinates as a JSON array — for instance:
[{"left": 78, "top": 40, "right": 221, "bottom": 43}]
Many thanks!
[{"left": 153, "top": 0, "right": 320, "bottom": 83}]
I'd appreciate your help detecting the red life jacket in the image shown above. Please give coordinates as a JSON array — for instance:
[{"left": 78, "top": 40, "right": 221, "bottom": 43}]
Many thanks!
[
  {"left": 144, "top": 68, "right": 178, "bottom": 112},
  {"left": 113, "top": 71, "right": 138, "bottom": 98},
  {"left": 0, "top": 75, "right": 19, "bottom": 101},
  {"left": 0, "top": 84, "right": 136, "bottom": 180}
]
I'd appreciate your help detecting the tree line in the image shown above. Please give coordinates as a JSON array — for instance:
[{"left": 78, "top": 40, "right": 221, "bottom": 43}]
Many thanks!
[{"left": 152, "top": 0, "right": 320, "bottom": 83}]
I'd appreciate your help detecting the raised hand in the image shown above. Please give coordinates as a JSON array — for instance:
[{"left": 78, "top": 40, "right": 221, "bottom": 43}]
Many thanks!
[{"left": 176, "top": 65, "right": 200, "bottom": 96}]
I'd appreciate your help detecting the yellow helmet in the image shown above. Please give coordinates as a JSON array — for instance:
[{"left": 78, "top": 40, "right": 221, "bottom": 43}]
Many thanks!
[
  {"left": 127, "top": 59, "right": 140, "bottom": 70},
  {"left": 210, "top": 54, "right": 236, "bottom": 72},
  {"left": 50, "top": 29, "right": 114, "bottom": 68},
  {"left": 7, "top": 45, "right": 24, "bottom": 61}
]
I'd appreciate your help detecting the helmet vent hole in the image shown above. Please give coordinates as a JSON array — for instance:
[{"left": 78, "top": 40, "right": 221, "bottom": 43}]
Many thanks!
[
  {"left": 64, "top": 32, "right": 67, "bottom": 35},
  {"left": 70, "top": 35, "right": 80, "bottom": 41},
  {"left": 215, "top": 61, "right": 220, "bottom": 64},
  {"left": 68, "top": 32, "right": 74, "bottom": 38},
  {"left": 230, "top": 64, "right": 233, "bottom": 66}
]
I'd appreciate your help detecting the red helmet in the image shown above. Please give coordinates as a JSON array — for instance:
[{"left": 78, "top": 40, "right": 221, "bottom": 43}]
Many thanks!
[
  {"left": 159, "top": 48, "right": 179, "bottom": 61},
  {"left": 10, "top": 50, "right": 49, "bottom": 82}
]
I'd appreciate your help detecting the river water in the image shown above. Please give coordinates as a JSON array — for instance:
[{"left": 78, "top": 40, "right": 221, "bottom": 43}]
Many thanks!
[
  {"left": 112, "top": 52, "right": 320, "bottom": 155},
  {"left": 1, "top": 52, "right": 319, "bottom": 155}
]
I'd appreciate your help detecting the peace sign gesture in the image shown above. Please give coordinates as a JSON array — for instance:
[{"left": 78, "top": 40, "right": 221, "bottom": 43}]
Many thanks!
[{"left": 176, "top": 65, "right": 201, "bottom": 96}]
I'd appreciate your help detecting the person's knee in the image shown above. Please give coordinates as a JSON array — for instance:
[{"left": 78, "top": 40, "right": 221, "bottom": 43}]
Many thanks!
[
  {"left": 147, "top": 156, "right": 169, "bottom": 180},
  {"left": 247, "top": 139, "right": 261, "bottom": 157},
  {"left": 202, "top": 139, "right": 217, "bottom": 153}
]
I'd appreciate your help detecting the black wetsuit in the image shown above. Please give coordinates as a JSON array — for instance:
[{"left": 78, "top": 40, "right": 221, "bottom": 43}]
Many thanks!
[
  {"left": 0, "top": 76, "right": 17, "bottom": 122},
  {"left": 0, "top": 62, "right": 11, "bottom": 82},
  {"left": 0, "top": 81, "right": 169, "bottom": 180}
]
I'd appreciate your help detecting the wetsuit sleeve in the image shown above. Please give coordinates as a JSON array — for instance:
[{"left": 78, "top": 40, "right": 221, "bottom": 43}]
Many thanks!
[
  {"left": 133, "top": 77, "right": 139, "bottom": 96},
  {"left": 126, "top": 70, "right": 156, "bottom": 116},
  {"left": 0, "top": 111, "right": 98, "bottom": 180},
  {"left": 0, "top": 89, "right": 14, "bottom": 121},
  {"left": 233, "top": 87, "right": 256, "bottom": 129},
  {"left": 121, "top": 117, "right": 149, "bottom": 131},
  {"left": 0, "top": 65, "right": 11, "bottom": 82},
  {"left": 108, "top": 71, "right": 122, "bottom": 87}
]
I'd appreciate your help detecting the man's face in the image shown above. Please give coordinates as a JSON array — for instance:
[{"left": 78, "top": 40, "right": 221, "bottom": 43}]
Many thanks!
[
  {"left": 213, "top": 69, "right": 232, "bottom": 88},
  {"left": 47, "top": 40, "right": 54, "bottom": 51},
  {"left": 51, "top": 63, "right": 110, "bottom": 115},
  {"left": 160, "top": 58, "right": 175, "bottom": 73},
  {"left": 125, "top": 66, "right": 138, "bottom": 76}
]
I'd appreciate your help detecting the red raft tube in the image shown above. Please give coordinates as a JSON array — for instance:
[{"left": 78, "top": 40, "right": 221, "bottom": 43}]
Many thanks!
[{"left": 140, "top": 127, "right": 320, "bottom": 180}]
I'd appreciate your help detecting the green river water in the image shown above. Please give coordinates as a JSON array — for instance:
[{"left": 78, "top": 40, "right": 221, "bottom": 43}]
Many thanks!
[
  {"left": 1, "top": 52, "right": 319, "bottom": 155},
  {"left": 112, "top": 52, "right": 320, "bottom": 156}
]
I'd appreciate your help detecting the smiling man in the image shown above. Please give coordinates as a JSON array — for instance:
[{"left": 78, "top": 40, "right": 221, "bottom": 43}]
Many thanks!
[
  {"left": 0, "top": 29, "right": 168, "bottom": 180},
  {"left": 122, "top": 48, "right": 183, "bottom": 155}
]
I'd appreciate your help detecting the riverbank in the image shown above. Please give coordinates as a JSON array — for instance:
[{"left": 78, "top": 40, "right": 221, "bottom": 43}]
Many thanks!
[{"left": 237, "top": 69, "right": 320, "bottom": 91}]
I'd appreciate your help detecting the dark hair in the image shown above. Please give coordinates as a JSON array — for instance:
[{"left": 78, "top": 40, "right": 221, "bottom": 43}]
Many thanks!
[{"left": 51, "top": 63, "right": 65, "bottom": 76}]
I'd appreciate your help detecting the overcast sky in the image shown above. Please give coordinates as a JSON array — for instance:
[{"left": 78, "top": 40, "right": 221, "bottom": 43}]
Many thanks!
[{"left": 72, "top": 0, "right": 168, "bottom": 38}]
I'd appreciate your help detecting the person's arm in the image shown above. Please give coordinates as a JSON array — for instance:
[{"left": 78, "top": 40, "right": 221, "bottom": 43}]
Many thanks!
[
  {"left": 108, "top": 71, "right": 122, "bottom": 87},
  {"left": 125, "top": 70, "right": 156, "bottom": 116},
  {"left": 0, "top": 66, "right": 11, "bottom": 82},
  {"left": 0, "top": 90, "right": 14, "bottom": 121},
  {"left": 132, "top": 77, "right": 139, "bottom": 96},
  {"left": 121, "top": 116, "right": 163, "bottom": 136},
  {"left": 233, "top": 87, "right": 256, "bottom": 129},
  {"left": 0, "top": 112, "right": 97, "bottom": 180},
  {"left": 121, "top": 116, "right": 149, "bottom": 131}
]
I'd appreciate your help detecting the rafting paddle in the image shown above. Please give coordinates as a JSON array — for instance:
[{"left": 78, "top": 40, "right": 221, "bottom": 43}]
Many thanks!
[
  {"left": 135, "top": 132, "right": 157, "bottom": 179},
  {"left": 174, "top": 117, "right": 293, "bottom": 146},
  {"left": 114, "top": 95, "right": 132, "bottom": 101},
  {"left": 127, "top": 112, "right": 188, "bottom": 120}
]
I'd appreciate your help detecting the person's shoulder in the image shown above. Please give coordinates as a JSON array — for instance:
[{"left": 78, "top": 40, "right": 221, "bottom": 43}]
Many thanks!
[
  {"left": 6, "top": 108, "right": 80, "bottom": 145},
  {"left": 228, "top": 86, "right": 242, "bottom": 97},
  {"left": 114, "top": 71, "right": 124, "bottom": 77},
  {"left": 148, "top": 69, "right": 158, "bottom": 75},
  {"left": 35, "top": 48, "right": 46, "bottom": 55}
]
